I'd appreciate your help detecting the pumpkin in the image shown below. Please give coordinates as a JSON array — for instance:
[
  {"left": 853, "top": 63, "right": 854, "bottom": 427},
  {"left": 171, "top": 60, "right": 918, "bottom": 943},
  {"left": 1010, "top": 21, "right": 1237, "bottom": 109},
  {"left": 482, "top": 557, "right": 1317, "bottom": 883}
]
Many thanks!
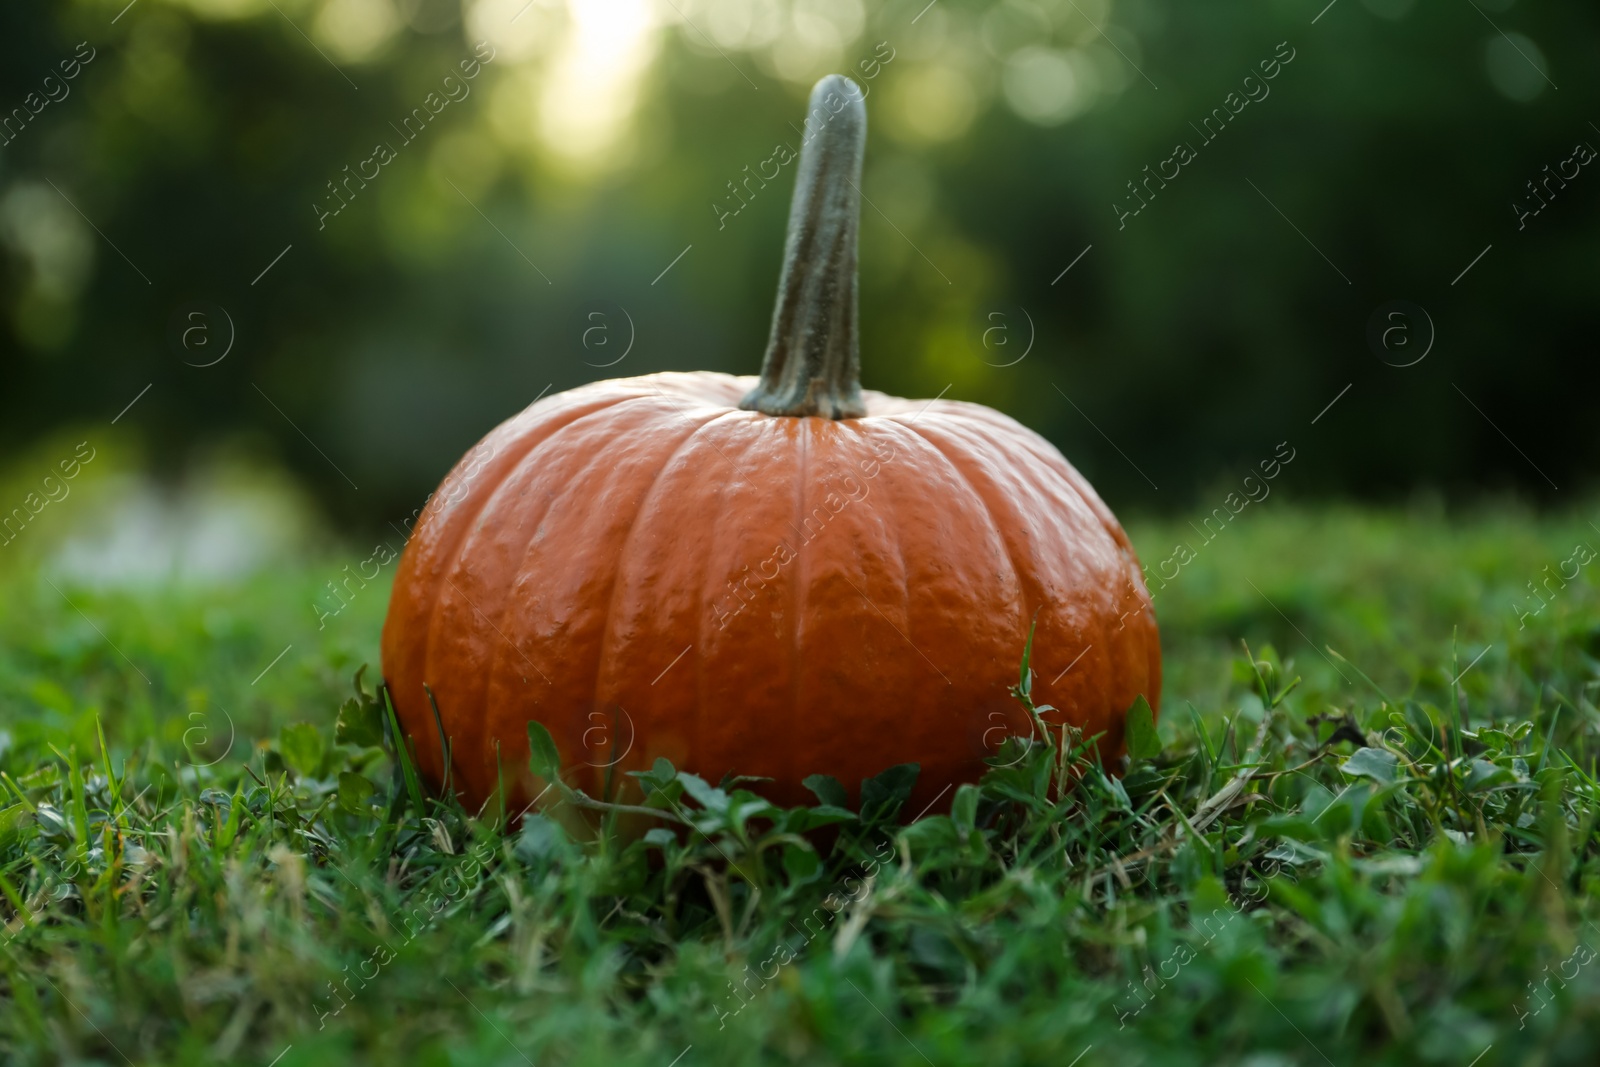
[{"left": 380, "top": 74, "right": 1159, "bottom": 817}]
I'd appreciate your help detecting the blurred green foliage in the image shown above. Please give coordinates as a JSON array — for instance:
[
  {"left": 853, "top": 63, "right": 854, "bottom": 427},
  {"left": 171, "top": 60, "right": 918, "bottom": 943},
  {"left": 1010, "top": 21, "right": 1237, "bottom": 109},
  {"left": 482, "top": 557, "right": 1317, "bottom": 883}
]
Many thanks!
[{"left": 1, "top": 0, "right": 1595, "bottom": 528}]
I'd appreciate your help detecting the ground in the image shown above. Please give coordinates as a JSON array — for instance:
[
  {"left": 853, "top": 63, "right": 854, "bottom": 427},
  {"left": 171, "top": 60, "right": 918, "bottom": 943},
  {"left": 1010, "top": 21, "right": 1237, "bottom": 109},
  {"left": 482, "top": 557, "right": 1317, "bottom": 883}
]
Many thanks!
[{"left": 1, "top": 497, "right": 1598, "bottom": 1066}]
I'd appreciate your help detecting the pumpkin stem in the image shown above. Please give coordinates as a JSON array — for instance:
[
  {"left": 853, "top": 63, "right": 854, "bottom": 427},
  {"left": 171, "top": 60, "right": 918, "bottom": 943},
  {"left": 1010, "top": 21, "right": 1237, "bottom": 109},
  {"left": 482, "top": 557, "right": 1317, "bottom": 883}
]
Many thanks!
[{"left": 740, "top": 74, "right": 867, "bottom": 420}]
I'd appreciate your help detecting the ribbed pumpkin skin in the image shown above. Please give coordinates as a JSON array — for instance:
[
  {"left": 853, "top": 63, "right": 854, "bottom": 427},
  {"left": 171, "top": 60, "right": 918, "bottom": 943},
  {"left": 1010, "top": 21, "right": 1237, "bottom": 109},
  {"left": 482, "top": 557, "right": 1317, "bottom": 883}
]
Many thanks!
[{"left": 380, "top": 370, "right": 1160, "bottom": 816}]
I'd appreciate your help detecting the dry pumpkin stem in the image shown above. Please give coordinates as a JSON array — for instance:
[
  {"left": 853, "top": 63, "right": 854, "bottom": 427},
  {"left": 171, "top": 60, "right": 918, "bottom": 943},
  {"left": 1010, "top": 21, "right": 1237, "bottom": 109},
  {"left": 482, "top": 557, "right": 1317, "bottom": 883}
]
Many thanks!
[{"left": 740, "top": 74, "right": 867, "bottom": 420}]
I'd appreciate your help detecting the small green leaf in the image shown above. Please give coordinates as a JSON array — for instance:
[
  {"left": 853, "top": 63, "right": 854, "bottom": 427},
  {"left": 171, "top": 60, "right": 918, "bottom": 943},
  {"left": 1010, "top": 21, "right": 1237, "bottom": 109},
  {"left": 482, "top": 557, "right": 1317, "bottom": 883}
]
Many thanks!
[
  {"left": 335, "top": 697, "right": 384, "bottom": 748},
  {"left": 1122, "top": 764, "right": 1169, "bottom": 798},
  {"left": 1264, "top": 839, "right": 1329, "bottom": 865},
  {"left": 1464, "top": 759, "right": 1514, "bottom": 791},
  {"left": 860, "top": 763, "right": 920, "bottom": 823},
  {"left": 1017, "top": 616, "right": 1038, "bottom": 698},
  {"left": 782, "top": 842, "right": 821, "bottom": 882},
  {"left": 279, "top": 723, "right": 325, "bottom": 779},
  {"left": 0, "top": 803, "right": 27, "bottom": 844},
  {"left": 353, "top": 663, "right": 376, "bottom": 702},
  {"left": 628, "top": 757, "right": 678, "bottom": 795},
  {"left": 514, "top": 814, "right": 568, "bottom": 861},
  {"left": 676, "top": 773, "right": 729, "bottom": 814},
  {"left": 1099, "top": 768, "right": 1132, "bottom": 811},
  {"left": 1340, "top": 747, "right": 1398, "bottom": 784},
  {"left": 1303, "top": 783, "right": 1358, "bottom": 835},
  {"left": 803, "top": 774, "right": 848, "bottom": 809},
  {"left": 337, "top": 771, "right": 376, "bottom": 813},
  {"left": 1257, "top": 813, "right": 1322, "bottom": 841},
  {"left": 900, "top": 815, "right": 959, "bottom": 852},
  {"left": 907, "top": 927, "right": 964, "bottom": 971},
  {"left": 951, "top": 784, "right": 980, "bottom": 833},
  {"left": 1472, "top": 722, "right": 1533, "bottom": 753},
  {"left": 526, "top": 721, "right": 561, "bottom": 781},
  {"left": 642, "top": 827, "right": 677, "bottom": 849},
  {"left": 726, "top": 792, "right": 778, "bottom": 833},
  {"left": 1125, "top": 694, "right": 1161, "bottom": 761},
  {"left": 34, "top": 803, "right": 71, "bottom": 841}
]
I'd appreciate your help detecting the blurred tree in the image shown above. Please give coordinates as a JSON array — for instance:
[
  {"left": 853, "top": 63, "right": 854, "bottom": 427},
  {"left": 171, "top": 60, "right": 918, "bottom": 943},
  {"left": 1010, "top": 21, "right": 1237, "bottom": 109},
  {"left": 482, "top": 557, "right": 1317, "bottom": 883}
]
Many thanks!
[{"left": 1, "top": 0, "right": 1595, "bottom": 530}]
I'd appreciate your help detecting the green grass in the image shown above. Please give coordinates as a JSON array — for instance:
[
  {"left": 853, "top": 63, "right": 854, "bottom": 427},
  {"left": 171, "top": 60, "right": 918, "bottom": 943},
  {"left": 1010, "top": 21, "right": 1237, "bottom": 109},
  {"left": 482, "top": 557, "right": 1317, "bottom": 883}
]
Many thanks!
[{"left": 3, "top": 497, "right": 1600, "bottom": 1066}]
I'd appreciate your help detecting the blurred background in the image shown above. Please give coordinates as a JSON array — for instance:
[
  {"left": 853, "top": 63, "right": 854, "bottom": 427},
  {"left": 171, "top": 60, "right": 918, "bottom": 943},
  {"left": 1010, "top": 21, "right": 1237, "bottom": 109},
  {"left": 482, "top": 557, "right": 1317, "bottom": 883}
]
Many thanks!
[{"left": 1, "top": 0, "right": 1596, "bottom": 578}]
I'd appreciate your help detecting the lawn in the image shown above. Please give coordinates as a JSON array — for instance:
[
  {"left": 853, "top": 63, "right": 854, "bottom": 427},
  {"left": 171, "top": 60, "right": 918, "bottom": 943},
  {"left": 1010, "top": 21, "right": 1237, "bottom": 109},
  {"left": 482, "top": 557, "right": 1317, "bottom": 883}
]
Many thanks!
[{"left": 2, "top": 496, "right": 1599, "bottom": 1066}]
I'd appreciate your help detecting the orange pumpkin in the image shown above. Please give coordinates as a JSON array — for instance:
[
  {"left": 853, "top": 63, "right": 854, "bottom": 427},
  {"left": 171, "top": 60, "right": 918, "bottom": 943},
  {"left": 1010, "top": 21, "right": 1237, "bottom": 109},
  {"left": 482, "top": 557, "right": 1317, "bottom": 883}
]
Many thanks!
[{"left": 380, "top": 74, "right": 1159, "bottom": 817}]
